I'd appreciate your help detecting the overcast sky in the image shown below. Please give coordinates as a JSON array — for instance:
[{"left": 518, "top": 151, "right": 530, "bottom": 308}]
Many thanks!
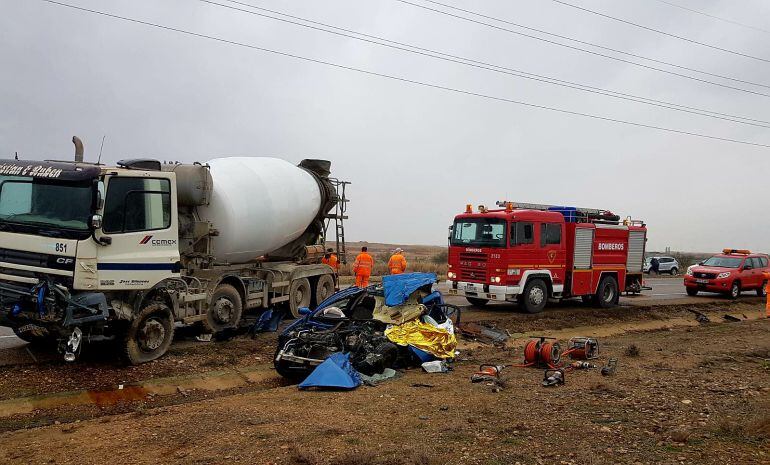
[{"left": 1, "top": 0, "right": 769, "bottom": 253}]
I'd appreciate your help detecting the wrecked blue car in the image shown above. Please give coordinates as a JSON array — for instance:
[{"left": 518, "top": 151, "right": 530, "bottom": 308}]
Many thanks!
[{"left": 273, "top": 273, "right": 460, "bottom": 380}]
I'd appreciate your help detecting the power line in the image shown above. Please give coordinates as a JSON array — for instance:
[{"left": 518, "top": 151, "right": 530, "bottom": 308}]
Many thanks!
[
  {"left": 652, "top": 0, "right": 770, "bottom": 35},
  {"left": 37, "top": 0, "right": 770, "bottom": 149},
  {"left": 550, "top": 0, "right": 770, "bottom": 63},
  {"left": 396, "top": 0, "right": 770, "bottom": 93},
  {"left": 202, "top": 0, "right": 770, "bottom": 128}
]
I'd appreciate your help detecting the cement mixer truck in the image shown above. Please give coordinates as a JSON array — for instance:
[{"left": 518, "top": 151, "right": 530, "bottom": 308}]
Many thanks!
[{"left": 0, "top": 140, "right": 349, "bottom": 363}]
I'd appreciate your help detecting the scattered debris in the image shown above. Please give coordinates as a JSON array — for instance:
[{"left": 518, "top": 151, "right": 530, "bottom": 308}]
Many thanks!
[
  {"left": 471, "top": 364, "right": 504, "bottom": 383},
  {"left": 298, "top": 353, "right": 361, "bottom": 390},
  {"left": 421, "top": 360, "right": 449, "bottom": 373},
  {"left": 601, "top": 358, "right": 619, "bottom": 376},
  {"left": 456, "top": 322, "right": 510, "bottom": 345},
  {"left": 542, "top": 368, "right": 565, "bottom": 387},
  {"left": 723, "top": 314, "right": 742, "bottom": 322},
  {"left": 687, "top": 308, "right": 710, "bottom": 324},
  {"left": 410, "top": 383, "right": 434, "bottom": 388}
]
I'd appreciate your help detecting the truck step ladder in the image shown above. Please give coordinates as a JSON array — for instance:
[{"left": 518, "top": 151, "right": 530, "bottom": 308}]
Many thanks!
[{"left": 324, "top": 178, "right": 350, "bottom": 264}]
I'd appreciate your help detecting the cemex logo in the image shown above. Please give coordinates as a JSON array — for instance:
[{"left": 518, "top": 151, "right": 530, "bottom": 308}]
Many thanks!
[
  {"left": 140, "top": 235, "right": 178, "bottom": 246},
  {"left": 139, "top": 235, "right": 153, "bottom": 245}
]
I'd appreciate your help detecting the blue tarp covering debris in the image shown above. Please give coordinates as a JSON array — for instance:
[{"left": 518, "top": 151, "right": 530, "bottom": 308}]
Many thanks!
[
  {"left": 298, "top": 352, "right": 361, "bottom": 390},
  {"left": 382, "top": 272, "right": 437, "bottom": 307}
]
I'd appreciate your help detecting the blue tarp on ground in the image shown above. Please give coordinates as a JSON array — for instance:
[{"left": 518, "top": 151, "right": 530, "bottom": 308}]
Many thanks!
[
  {"left": 382, "top": 273, "right": 437, "bottom": 307},
  {"left": 298, "top": 352, "right": 361, "bottom": 390}
]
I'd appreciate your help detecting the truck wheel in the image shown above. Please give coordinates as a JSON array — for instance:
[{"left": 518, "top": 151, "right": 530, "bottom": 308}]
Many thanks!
[
  {"left": 123, "top": 303, "right": 175, "bottom": 365},
  {"left": 758, "top": 281, "right": 767, "bottom": 297},
  {"left": 686, "top": 287, "right": 698, "bottom": 297},
  {"left": 313, "top": 274, "right": 335, "bottom": 307},
  {"left": 521, "top": 279, "right": 548, "bottom": 314},
  {"left": 594, "top": 276, "right": 619, "bottom": 308},
  {"left": 205, "top": 284, "right": 243, "bottom": 333},
  {"left": 729, "top": 281, "right": 741, "bottom": 299},
  {"left": 289, "top": 278, "right": 312, "bottom": 318},
  {"left": 466, "top": 297, "right": 489, "bottom": 307}
]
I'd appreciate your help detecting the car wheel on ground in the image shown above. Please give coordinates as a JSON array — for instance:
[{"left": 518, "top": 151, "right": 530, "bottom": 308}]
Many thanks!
[
  {"left": 729, "top": 281, "right": 741, "bottom": 299},
  {"left": 758, "top": 281, "right": 767, "bottom": 297},
  {"left": 521, "top": 279, "right": 548, "bottom": 314},
  {"left": 465, "top": 297, "right": 489, "bottom": 307},
  {"left": 123, "top": 302, "right": 175, "bottom": 365},
  {"left": 670, "top": 267, "right": 678, "bottom": 275},
  {"left": 594, "top": 276, "right": 619, "bottom": 308},
  {"left": 686, "top": 287, "right": 698, "bottom": 297}
]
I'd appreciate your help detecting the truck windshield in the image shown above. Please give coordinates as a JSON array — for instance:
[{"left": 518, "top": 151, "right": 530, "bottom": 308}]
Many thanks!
[
  {"left": 0, "top": 176, "right": 94, "bottom": 236},
  {"left": 451, "top": 218, "right": 507, "bottom": 248},
  {"left": 701, "top": 256, "right": 743, "bottom": 268}
]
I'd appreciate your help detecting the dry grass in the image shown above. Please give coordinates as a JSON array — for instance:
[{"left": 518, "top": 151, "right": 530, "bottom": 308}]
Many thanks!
[
  {"left": 331, "top": 242, "right": 448, "bottom": 281},
  {"left": 714, "top": 414, "right": 770, "bottom": 443},
  {"left": 624, "top": 344, "right": 641, "bottom": 357}
]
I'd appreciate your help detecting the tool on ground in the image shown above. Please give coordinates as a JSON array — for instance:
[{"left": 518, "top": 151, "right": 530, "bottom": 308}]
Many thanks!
[
  {"left": 542, "top": 368, "right": 565, "bottom": 387},
  {"left": 601, "top": 358, "right": 618, "bottom": 376},
  {"left": 512, "top": 337, "right": 562, "bottom": 369},
  {"left": 561, "top": 337, "right": 599, "bottom": 360},
  {"left": 471, "top": 364, "right": 505, "bottom": 383},
  {"left": 569, "top": 361, "right": 597, "bottom": 370}
]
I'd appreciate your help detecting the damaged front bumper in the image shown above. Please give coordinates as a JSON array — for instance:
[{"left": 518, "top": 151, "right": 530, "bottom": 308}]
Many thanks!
[
  {"left": 446, "top": 280, "right": 518, "bottom": 302},
  {"left": 0, "top": 279, "right": 110, "bottom": 360}
]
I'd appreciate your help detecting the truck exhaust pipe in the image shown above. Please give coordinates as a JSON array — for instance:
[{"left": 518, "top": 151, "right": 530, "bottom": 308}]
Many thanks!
[{"left": 72, "top": 136, "right": 84, "bottom": 162}]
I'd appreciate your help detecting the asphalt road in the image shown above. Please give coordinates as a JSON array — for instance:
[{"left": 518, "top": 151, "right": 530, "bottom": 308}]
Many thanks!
[{"left": 0, "top": 276, "right": 743, "bottom": 361}]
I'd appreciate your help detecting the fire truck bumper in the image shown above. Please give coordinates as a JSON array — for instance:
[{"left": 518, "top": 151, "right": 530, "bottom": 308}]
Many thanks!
[{"left": 446, "top": 280, "right": 520, "bottom": 302}]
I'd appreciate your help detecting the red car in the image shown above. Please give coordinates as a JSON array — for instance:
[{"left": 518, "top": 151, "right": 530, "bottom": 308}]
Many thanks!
[{"left": 684, "top": 249, "right": 769, "bottom": 299}]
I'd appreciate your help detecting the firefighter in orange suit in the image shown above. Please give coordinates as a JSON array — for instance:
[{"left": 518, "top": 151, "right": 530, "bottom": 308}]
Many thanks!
[
  {"left": 388, "top": 248, "right": 407, "bottom": 275},
  {"left": 321, "top": 248, "right": 339, "bottom": 271},
  {"left": 764, "top": 271, "right": 770, "bottom": 317},
  {"left": 353, "top": 246, "right": 374, "bottom": 287}
]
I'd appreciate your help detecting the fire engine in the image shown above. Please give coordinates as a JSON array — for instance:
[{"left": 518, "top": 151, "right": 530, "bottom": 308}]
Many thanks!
[{"left": 446, "top": 201, "right": 647, "bottom": 313}]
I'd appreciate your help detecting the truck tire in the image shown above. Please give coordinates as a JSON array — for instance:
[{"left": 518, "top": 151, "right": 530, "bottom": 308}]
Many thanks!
[
  {"left": 521, "top": 279, "right": 548, "bottom": 314},
  {"left": 123, "top": 303, "right": 175, "bottom": 365},
  {"left": 758, "top": 281, "right": 767, "bottom": 297},
  {"left": 313, "top": 274, "right": 336, "bottom": 307},
  {"left": 729, "top": 281, "right": 741, "bottom": 299},
  {"left": 594, "top": 276, "right": 619, "bottom": 308},
  {"left": 289, "top": 278, "right": 312, "bottom": 318},
  {"left": 204, "top": 284, "right": 243, "bottom": 333},
  {"left": 686, "top": 287, "right": 699, "bottom": 297},
  {"left": 466, "top": 297, "right": 489, "bottom": 307}
]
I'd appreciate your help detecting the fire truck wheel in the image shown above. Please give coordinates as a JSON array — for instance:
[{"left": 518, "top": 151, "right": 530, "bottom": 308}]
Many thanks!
[
  {"left": 686, "top": 287, "right": 699, "bottom": 297},
  {"left": 289, "top": 278, "right": 312, "bottom": 318},
  {"left": 729, "top": 282, "right": 741, "bottom": 299},
  {"left": 595, "top": 276, "right": 619, "bottom": 308},
  {"left": 466, "top": 297, "right": 489, "bottom": 307},
  {"left": 313, "top": 274, "right": 336, "bottom": 306},
  {"left": 522, "top": 279, "right": 548, "bottom": 314},
  {"left": 123, "top": 303, "right": 175, "bottom": 365},
  {"left": 204, "top": 284, "right": 243, "bottom": 333},
  {"left": 758, "top": 281, "right": 767, "bottom": 297}
]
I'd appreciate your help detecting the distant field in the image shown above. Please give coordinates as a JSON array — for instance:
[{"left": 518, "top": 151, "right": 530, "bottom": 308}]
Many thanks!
[{"left": 326, "top": 241, "right": 447, "bottom": 283}]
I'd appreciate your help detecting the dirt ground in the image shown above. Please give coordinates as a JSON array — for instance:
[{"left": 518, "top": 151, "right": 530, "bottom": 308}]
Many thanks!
[{"left": 0, "top": 299, "right": 768, "bottom": 465}]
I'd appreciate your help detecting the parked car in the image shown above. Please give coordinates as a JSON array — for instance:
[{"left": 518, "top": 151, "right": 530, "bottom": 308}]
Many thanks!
[
  {"left": 684, "top": 250, "right": 769, "bottom": 299},
  {"left": 644, "top": 256, "right": 680, "bottom": 275}
]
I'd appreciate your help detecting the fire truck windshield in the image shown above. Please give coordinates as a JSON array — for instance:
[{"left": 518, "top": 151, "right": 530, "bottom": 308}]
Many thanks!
[
  {"left": 0, "top": 175, "right": 94, "bottom": 238},
  {"left": 451, "top": 218, "right": 506, "bottom": 248}
]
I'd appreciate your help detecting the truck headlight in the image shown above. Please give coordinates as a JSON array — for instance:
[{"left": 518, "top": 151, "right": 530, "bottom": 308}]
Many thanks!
[
  {"left": 491, "top": 276, "right": 501, "bottom": 284},
  {"left": 447, "top": 271, "right": 457, "bottom": 280},
  {"left": 717, "top": 272, "right": 731, "bottom": 279}
]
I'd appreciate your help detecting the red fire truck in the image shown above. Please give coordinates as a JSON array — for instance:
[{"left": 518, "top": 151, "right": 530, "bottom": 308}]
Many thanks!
[{"left": 446, "top": 202, "right": 647, "bottom": 313}]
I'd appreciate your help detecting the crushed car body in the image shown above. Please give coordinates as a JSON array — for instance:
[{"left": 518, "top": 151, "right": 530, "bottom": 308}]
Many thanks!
[{"left": 274, "top": 273, "right": 460, "bottom": 382}]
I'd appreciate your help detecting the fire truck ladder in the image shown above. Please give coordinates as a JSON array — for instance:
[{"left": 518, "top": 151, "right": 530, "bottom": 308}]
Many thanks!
[
  {"left": 324, "top": 178, "right": 350, "bottom": 264},
  {"left": 495, "top": 201, "right": 624, "bottom": 224}
]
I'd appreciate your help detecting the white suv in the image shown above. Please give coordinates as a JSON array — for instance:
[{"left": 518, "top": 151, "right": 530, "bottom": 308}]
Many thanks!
[{"left": 644, "top": 256, "right": 680, "bottom": 275}]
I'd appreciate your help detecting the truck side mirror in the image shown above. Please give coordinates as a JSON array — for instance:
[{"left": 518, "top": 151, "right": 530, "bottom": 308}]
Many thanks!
[{"left": 90, "top": 214, "right": 103, "bottom": 229}]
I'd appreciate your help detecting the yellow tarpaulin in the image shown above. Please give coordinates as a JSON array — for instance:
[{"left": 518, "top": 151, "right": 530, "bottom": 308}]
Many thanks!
[{"left": 384, "top": 319, "right": 457, "bottom": 359}]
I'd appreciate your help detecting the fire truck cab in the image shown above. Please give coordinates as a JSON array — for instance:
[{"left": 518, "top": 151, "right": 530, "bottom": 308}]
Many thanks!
[{"left": 446, "top": 202, "right": 647, "bottom": 313}]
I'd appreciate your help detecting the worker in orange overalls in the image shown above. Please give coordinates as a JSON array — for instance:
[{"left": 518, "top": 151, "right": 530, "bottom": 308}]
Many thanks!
[
  {"left": 321, "top": 248, "right": 339, "bottom": 271},
  {"left": 353, "top": 246, "right": 374, "bottom": 288},
  {"left": 764, "top": 271, "right": 770, "bottom": 318},
  {"left": 388, "top": 248, "right": 407, "bottom": 275}
]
